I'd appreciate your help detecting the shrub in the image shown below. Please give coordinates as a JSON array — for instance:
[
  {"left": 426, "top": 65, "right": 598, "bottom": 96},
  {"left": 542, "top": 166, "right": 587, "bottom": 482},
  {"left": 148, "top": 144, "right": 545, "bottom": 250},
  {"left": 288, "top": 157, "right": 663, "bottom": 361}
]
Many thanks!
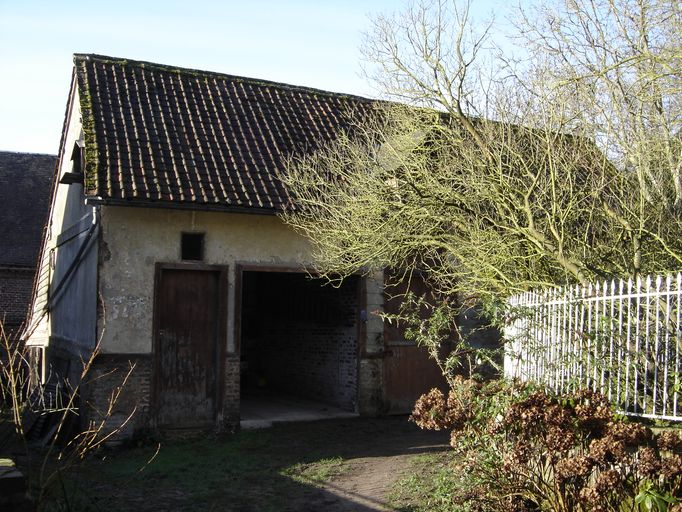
[
  {"left": 0, "top": 319, "right": 136, "bottom": 509},
  {"left": 411, "top": 379, "right": 682, "bottom": 511}
]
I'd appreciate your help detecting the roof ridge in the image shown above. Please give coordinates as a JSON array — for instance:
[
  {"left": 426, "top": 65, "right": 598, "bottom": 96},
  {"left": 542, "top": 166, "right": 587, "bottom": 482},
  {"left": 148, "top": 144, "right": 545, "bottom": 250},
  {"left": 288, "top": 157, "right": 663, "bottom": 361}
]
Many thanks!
[
  {"left": 73, "top": 53, "right": 377, "bottom": 103},
  {"left": 0, "top": 150, "right": 57, "bottom": 157}
]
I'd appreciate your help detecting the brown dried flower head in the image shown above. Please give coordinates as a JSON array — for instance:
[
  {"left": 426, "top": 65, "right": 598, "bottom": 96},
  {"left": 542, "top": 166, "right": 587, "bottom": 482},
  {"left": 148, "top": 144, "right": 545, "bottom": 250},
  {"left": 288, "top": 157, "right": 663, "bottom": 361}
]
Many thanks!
[
  {"left": 594, "top": 469, "right": 621, "bottom": 495},
  {"left": 660, "top": 454, "right": 682, "bottom": 479},
  {"left": 544, "top": 403, "right": 572, "bottom": 427},
  {"left": 545, "top": 426, "right": 575, "bottom": 453},
  {"left": 555, "top": 455, "right": 594, "bottom": 482},
  {"left": 608, "top": 421, "right": 651, "bottom": 446},
  {"left": 656, "top": 430, "right": 682, "bottom": 453},
  {"left": 411, "top": 388, "right": 451, "bottom": 430},
  {"left": 579, "top": 485, "right": 600, "bottom": 504},
  {"left": 505, "top": 440, "right": 532, "bottom": 468},
  {"left": 589, "top": 436, "right": 627, "bottom": 465},
  {"left": 636, "top": 447, "right": 661, "bottom": 477}
]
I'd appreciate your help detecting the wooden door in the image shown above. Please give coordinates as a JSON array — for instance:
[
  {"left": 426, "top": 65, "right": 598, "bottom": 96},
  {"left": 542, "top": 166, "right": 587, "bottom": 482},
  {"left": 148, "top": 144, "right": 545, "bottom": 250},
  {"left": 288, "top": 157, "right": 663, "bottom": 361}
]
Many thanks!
[
  {"left": 383, "top": 345, "right": 450, "bottom": 413},
  {"left": 382, "top": 273, "right": 452, "bottom": 414},
  {"left": 154, "top": 267, "right": 225, "bottom": 428}
]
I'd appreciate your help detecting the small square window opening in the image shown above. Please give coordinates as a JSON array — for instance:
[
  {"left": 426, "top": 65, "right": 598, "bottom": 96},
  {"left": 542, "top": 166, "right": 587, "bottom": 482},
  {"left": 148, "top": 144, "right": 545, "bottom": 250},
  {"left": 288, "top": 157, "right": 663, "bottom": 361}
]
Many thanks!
[{"left": 181, "top": 233, "right": 204, "bottom": 261}]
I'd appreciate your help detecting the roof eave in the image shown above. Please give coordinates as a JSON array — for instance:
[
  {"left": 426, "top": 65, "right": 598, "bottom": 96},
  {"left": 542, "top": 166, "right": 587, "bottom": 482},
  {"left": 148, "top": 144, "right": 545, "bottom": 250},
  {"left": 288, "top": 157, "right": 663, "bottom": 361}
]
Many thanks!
[{"left": 84, "top": 196, "right": 283, "bottom": 216}]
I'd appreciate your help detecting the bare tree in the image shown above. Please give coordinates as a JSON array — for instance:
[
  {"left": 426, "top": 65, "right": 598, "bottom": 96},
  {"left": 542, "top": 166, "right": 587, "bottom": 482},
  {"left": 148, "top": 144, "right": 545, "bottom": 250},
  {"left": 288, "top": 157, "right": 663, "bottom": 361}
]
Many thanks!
[
  {"left": 281, "top": 0, "right": 682, "bottom": 307},
  {"left": 518, "top": 0, "right": 682, "bottom": 205}
]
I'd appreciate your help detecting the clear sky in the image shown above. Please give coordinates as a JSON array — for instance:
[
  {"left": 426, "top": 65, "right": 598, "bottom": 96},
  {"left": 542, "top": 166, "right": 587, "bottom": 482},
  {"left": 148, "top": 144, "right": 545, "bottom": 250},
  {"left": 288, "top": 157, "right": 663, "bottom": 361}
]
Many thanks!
[{"left": 0, "top": 0, "right": 512, "bottom": 155}]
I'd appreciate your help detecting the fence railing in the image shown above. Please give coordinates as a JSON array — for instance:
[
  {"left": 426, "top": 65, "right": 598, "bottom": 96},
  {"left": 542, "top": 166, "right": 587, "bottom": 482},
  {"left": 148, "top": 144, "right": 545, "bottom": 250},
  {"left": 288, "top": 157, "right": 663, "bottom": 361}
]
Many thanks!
[{"left": 504, "top": 273, "right": 682, "bottom": 422}]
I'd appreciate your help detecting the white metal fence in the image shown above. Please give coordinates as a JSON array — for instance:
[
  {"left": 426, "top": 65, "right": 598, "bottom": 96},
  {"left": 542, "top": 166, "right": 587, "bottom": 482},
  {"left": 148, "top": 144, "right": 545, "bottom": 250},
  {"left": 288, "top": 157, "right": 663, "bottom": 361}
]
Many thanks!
[{"left": 504, "top": 273, "right": 682, "bottom": 422}]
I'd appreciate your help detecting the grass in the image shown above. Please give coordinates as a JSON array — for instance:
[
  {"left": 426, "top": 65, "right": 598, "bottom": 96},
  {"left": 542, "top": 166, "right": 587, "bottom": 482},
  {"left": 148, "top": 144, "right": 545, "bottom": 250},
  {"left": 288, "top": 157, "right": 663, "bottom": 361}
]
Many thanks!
[
  {"left": 280, "top": 456, "right": 348, "bottom": 484},
  {"left": 28, "top": 416, "right": 451, "bottom": 511},
  {"left": 38, "top": 420, "right": 362, "bottom": 512},
  {"left": 388, "top": 451, "right": 462, "bottom": 512}
]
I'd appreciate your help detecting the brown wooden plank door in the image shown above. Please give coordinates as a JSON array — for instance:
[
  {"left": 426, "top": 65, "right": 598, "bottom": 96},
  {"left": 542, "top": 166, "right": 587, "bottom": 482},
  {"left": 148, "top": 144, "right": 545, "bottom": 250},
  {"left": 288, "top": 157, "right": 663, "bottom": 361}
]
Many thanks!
[
  {"left": 154, "top": 268, "right": 223, "bottom": 428},
  {"left": 383, "top": 345, "right": 450, "bottom": 414},
  {"left": 382, "top": 273, "right": 451, "bottom": 414}
]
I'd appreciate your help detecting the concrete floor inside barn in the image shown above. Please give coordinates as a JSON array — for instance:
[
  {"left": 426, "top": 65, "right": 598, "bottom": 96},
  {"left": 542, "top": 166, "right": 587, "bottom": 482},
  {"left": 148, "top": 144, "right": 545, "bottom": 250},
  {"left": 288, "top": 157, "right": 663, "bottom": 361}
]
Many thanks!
[{"left": 240, "top": 391, "right": 358, "bottom": 429}]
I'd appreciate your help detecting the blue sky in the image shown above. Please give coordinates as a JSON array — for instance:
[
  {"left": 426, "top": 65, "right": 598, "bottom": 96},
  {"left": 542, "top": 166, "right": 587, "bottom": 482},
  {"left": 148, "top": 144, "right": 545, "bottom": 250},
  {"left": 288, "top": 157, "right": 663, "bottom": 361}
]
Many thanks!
[{"left": 0, "top": 0, "right": 512, "bottom": 154}]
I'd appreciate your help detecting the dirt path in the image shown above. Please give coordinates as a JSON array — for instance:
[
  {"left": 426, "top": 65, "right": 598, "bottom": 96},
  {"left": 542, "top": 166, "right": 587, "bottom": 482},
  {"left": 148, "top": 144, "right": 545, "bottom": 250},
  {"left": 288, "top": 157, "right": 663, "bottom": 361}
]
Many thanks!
[
  {"left": 278, "top": 418, "right": 450, "bottom": 511},
  {"left": 315, "top": 452, "right": 417, "bottom": 511}
]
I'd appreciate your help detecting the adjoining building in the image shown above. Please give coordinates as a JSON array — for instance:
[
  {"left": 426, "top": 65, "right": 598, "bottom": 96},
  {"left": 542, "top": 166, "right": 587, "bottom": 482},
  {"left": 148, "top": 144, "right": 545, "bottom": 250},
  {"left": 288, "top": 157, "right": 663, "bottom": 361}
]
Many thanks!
[{"left": 0, "top": 151, "right": 56, "bottom": 337}]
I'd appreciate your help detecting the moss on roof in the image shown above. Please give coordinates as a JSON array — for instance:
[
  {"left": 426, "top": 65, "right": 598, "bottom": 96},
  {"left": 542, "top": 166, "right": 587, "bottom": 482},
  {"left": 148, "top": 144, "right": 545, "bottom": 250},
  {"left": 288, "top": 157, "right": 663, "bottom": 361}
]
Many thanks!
[{"left": 70, "top": 53, "right": 379, "bottom": 210}]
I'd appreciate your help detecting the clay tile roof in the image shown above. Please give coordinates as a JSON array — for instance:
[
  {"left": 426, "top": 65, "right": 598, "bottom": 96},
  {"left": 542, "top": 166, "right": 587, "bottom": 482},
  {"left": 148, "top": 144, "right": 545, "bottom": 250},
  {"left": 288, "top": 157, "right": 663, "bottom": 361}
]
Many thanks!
[
  {"left": 73, "top": 54, "right": 377, "bottom": 212},
  {"left": 0, "top": 151, "right": 56, "bottom": 267}
]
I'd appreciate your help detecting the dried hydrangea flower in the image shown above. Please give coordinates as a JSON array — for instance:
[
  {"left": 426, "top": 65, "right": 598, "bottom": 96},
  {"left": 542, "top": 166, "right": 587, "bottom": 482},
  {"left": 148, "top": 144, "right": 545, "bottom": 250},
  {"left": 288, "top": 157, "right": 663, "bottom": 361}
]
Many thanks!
[
  {"left": 589, "top": 436, "right": 626, "bottom": 465},
  {"left": 579, "top": 485, "right": 600, "bottom": 503},
  {"left": 660, "top": 454, "right": 682, "bottom": 479},
  {"left": 656, "top": 430, "right": 682, "bottom": 453},
  {"left": 410, "top": 388, "right": 451, "bottom": 430},
  {"left": 608, "top": 421, "right": 651, "bottom": 446},
  {"left": 555, "top": 455, "right": 594, "bottom": 482},
  {"left": 636, "top": 447, "right": 661, "bottom": 477},
  {"left": 546, "top": 426, "right": 575, "bottom": 453},
  {"left": 594, "top": 469, "right": 621, "bottom": 495}
]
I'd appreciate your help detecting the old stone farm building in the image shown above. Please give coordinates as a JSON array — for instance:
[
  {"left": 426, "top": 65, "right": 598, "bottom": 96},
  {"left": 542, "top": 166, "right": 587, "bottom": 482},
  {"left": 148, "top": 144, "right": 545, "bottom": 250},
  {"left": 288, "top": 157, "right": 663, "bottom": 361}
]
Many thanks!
[{"left": 24, "top": 54, "right": 447, "bottom": 436}]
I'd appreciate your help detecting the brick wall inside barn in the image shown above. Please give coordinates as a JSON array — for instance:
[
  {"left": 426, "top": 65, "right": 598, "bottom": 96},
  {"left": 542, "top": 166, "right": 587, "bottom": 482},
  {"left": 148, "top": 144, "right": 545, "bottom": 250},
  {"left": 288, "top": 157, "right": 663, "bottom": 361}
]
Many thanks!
[{"left": 241, "top": 273, "right": 359, "bottom": 411}]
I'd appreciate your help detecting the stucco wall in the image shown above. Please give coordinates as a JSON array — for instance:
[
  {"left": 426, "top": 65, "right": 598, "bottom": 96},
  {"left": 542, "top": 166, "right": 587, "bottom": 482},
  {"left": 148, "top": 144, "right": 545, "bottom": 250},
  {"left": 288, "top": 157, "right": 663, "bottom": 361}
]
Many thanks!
[
  {"left": 99, "top": 206, "right": 317, "bottom": 354},
  {"left": 97, "top": 205, "right": 390, "bottom": 417}
]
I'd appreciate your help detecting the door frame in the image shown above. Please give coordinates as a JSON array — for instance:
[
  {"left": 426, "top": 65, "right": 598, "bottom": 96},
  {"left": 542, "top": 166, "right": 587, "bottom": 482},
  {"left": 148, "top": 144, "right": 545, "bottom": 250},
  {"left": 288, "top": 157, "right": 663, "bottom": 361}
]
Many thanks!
[{"left": 151, "top": 262, "right": 229, "bottom": 427}]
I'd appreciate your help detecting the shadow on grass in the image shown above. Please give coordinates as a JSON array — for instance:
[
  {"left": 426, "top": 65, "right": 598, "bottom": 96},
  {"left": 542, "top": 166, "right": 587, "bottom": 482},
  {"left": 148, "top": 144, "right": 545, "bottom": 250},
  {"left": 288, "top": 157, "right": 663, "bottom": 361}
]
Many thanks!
[{"left": 48, "top": 416, "right": 450, "bottom": 512}]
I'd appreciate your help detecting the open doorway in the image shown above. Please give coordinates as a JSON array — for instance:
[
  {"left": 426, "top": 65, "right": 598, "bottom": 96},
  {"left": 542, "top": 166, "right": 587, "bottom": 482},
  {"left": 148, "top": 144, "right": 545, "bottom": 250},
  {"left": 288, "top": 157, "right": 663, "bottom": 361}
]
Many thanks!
[{"left": 238, "top": 270, "right": 360, "bottom": 425}]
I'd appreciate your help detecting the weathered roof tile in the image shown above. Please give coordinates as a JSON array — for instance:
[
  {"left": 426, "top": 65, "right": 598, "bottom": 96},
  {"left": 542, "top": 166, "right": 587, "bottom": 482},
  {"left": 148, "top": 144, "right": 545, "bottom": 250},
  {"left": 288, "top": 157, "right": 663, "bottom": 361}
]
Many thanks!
[{"left": 74, "top": 54, "right": 376, "bottom": 212}]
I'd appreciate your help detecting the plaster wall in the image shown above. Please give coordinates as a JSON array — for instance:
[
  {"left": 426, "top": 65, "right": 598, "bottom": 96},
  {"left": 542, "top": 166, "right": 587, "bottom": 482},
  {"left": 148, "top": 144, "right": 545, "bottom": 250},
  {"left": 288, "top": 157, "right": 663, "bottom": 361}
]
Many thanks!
[
  {"left": 98, "top": 206, "right": 316, "bottom": 354},
  {"left": 98, "top": 205, "right": 388, "bottom": 416}
]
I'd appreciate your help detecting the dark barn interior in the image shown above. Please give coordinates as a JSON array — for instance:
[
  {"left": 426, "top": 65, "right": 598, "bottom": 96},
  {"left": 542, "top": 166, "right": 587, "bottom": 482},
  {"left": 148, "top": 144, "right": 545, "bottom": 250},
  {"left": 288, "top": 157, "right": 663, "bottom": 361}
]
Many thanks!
[{"left": 239, "top": 271, "right": 360, "bottom": 413}]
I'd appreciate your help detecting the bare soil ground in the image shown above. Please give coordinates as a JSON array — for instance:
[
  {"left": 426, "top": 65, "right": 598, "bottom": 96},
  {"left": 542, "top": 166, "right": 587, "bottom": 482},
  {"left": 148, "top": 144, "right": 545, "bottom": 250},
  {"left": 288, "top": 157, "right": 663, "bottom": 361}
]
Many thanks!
[
  {"left": 316, "top": 450, "right": 423, "bottom": 511},
  {"left": 53, "top": 417, "right": 450, "bottom": 511}
]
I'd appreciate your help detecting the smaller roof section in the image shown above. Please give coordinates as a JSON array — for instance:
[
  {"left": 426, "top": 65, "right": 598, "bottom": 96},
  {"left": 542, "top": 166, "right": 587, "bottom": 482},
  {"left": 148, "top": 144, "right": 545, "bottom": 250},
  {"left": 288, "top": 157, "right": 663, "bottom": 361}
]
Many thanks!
[
  {"left": 73, "top": 54, "right": 378, "bottom": 212},
  {"left": 0, "top": 151, "right": 56, "bottom": 267}
]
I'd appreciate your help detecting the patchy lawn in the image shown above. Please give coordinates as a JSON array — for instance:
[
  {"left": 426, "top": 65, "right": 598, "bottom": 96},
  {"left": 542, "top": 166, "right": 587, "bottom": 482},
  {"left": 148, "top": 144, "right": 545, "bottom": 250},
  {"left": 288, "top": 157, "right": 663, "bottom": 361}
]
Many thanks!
[
  {"left": 40, "top": 417, "right": 450, "bottom": 512},
  {"left": 388, "top": 452, "right": 461, "bottom": 512}
]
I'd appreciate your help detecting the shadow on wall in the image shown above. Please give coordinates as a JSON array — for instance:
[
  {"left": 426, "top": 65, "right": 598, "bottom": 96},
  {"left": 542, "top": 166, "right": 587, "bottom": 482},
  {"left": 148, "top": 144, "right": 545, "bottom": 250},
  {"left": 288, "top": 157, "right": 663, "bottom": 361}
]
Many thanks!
[{"left": 240, "top": 271, "right": 360, "bottom": 412}]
